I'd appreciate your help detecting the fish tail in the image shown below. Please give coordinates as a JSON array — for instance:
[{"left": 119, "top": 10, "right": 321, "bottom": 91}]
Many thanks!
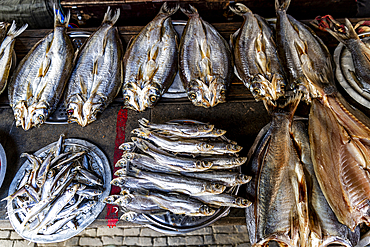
[
  {"left": 159, "top": 2, "right": 180, "bottom": 16},
  {"left": 138, "top": 118, "right": 149, "bottom": 128},
  {"left": 103, "top": 6, "right": 120, "bottom": 26},
  {"left": 7, "top": 21, "right": 28, "bottom": 38},
  {"left": 229, "top": 3, "right": 252, "bottom": 16},
  {"left": 275, "top": 0, "right": 291, "bottom": 12},
  {"left": 264, "top": 93, "right": 301, "bottom": 119},
  {"left": 181, "top": 5, "right": 199, "bottom": 18},
  {"left": 53, "top": 4, "right": 70, "bottom": 27}
]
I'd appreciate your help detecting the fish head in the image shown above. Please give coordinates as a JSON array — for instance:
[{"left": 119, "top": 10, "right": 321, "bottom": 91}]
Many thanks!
[
  {"left": 123, "top": 82, "right": 161, "bottom": 111},
  {"left": 114, "top": 169, "right": 127, "bottom": 177},
  {"left": 120, "top": 211, "right": 138, "bottom": 221},
  {"left": 206, "top": 183, "right": 226, "bottom": 194},
  {"left": 233, "top": 157, "right": 247, "bottom": 165},
  {"left": 122, "top": 152, "right": 135, "bottom": 161},
  {"left": 25, "top": 101, "right": 49, "bottom": 130},
  {"left": 235, "top": 197, "right": 252, "bottom": 207},
  {"left": 115, "top": 194, "right": 132, "bottom": 205},
  {"left": 103, "top": 195, "right": 121, "bottom": 204},
  {"left": 211, "top": 128, "right": 227, "bottom": 137},
  {"left": 187, "top": 78, "right": 227, "bottom": 108},
  {"left": 236, "top": 174, "right": 252, "bottom": 184},
  {"left": 110, "top": 177, "right": 125, "bottom": 186},
  {"left": 195, "top": 160, "right": 213, "bottom": 169},
  {"left": 199, "top": 205, "right": 215, "bottom": 216},
  {"left": 115, "top": 158, "right": 129, "bottom": 168},
  {"left": 118, "top": 142, "right": 136, "bottom": 152},
  {"left": 66, "top": 94, "right": 84, "bottom": 126},
  {"left": 226, "top": 144, "right": 243, "bottom": 153},
  {"left": 92, "top": 189, "right": 103, "bottom": 196},
  {"left": 197, "top": 142, "right": 214, "bottom": 152}
]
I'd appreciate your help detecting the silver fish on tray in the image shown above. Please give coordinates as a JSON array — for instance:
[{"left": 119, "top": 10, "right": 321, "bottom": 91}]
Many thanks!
[
  {"left": 65, "top": 7, "right": 123, "bottom": 127},
  {"left": 122, "top": 3, "right": 178, "bottom": 112},
  {"left": 230, "top": 3, "right": 285, "bottom": 102},
  {"left": 8, "top": 6, "right": 75, "bottom": 130},
  {"left": 179, "top": 5, "right": 232, "bottom": 108},
  {"left": 193, "top": 193, "right": 251, "bottom": 208},
  {"left": 0, "top": 21, "right": 27, "bottom": 95},
  {"left": 181, "top": 170, "right": 251, "bottom": 187}
]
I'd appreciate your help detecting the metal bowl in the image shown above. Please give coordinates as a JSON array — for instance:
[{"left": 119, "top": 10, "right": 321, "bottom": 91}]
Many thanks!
[
  {"left": 7, "top": 138, "right": 111, "bottom": 243},
  {"left": 334, "top": 32, "right": 370, "bottom": 109},
  {"left": 0, "top": 142, "right": 7, "bottom": 189}
]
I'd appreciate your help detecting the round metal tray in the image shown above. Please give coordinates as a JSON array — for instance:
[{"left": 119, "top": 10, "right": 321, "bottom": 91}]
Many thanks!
[
  {"left": 334, "top": 32, "right": 370, "bottom": 109},
  {"left": 7, "top": 138, "right": 111, "bottom": 243},
  {"left": 0, "top": 142, "right": 7, "bottom": 189},
  {"left": 125, "top": 119, "right": 241, "bottom": 234}
]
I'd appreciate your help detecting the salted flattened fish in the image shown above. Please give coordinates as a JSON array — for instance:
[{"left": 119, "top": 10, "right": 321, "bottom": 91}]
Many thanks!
[
  {"left": 229, "top": 3, "right": 285, "bottom": 102},
  {"left": 138, "top": 118, "right": 215, "bottom": 137},
  {"left": 132, "top": 130, "right": 242, "bottom": 155},
  {"left": 65, "top": 7, "right": 123, "bottom": 127},
  {"left": 275, "top": 0, "right": 333, "bottom": 102},
  {"left": 8, "top": 6, "right": 75, "bottom": 130},
  {"left": 128, "top": 166, "right": 226, "bottom": 196},
  {"left": 292, "top": 121, "right": 358, "bottom": 246},
  {"left": 245, "top": 95, "right": 310, "bottom": 247},
  {"left": 179, "top": 5, "right": 233, "bottom": 108},
  {"left": 0, "top": 21, "right": 27, "bottom": 94},
  {"left": 313, "top": 17, "right": 370, "bottom": 94},
  {"left": 181, "top": 171, "right": 251, "bottom": 187},
  {"left": 193, "top": 194, "right": 251, "bottom": 208},
  {"left": 132, "top": 138, "right": 212, "bottom": 172},
  {"left": 122, "top": 3, "right": 178, "bottom": 112}
]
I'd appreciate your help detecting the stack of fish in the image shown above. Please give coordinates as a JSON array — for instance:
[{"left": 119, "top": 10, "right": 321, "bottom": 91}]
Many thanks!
[
  {"left": 230, "top": 0, "right": 369, "bottom": 245},
  {"left": 8, "top": 6, "right": 75, "bottom": 131},
  {"left": 4, "top": 135, "right": 103, "bottom": 240},
  {"left": 104, "top": 118, "right": 251, "bottom": 221}
]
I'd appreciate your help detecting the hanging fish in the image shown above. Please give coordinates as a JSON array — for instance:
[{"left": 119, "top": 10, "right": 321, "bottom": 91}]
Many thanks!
[
  {"left": 8, "top": 6, "right": 75, "bottom": 130},
  {"left": 65, "top": 7, "right": 123, "bottom": 127},
  {"left": 179, "top": 5, "right": 233, "bottom": 108},
  {"left": 122, "top": 3, "right": 179, "bottom": 111}
]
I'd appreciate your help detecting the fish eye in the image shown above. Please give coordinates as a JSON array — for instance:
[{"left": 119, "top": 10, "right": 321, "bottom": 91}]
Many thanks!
[
  {"left": 253, "top": 88, "right": 260, "bottom": 95},
  {"left": 124, "top": 95, "right": 130, "bottom": 102},
  {"left": 149, "top": 95, "right": 157, "bottom": 103},
  {"left": 38, "top": 115, "right": 44, "bottom": 121},
  {"left": 189, "top": 93, "right": 196, "bottom": 100},
  {"left": 220, "top": 90, "right": 226, "bottom": 96},
  {"left": 67, "top": 109, "right": 74, "bottom": 116}
]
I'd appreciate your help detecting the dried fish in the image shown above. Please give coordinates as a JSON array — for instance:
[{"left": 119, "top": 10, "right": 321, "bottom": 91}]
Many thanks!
[
  {"left": 193, "top": 194, "right": 251, "bottom": 208},
  {"left": 181, "top": 171, "right": 251, "bottom": 187},
  {"left": 0, "top": 21, "right": 27, "bottom": 94},
  {"left": 117, "top": 153, "right": 176, "bottom": 174},
  {"left": 202, "top": 156, "right": 247, "bottom": 170},
  {"left": 122, "top": 3, "right": 178, "bottom": 111},
  {"left": 179, "top": 5, "right": 232, "bottom": 108},
  {"left": 230, "top": 3, "right": 285, "bottom": 101},
  {"left": 65, "top": 7, "right": 123, "bottom": 127},
  {"left": 8, "top": 6, "right": 75, "bottom": 130}
]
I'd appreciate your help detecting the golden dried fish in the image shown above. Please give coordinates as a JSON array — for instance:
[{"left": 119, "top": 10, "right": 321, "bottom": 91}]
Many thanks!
[
  {"left": 246, "top": 95, "right": 310, "bottom": 247},
  {"left": 0, "top": 21, "right": 27, "bottom": 94},
  {"left": 0, "top": 22, "right": 10, "bottom": 44},
  {"left": 65, "top": 7, "right": 123, "bottom": 127},
  {"left": 230, "top": 3, "right": 285, "bottom": 102},
  {"left": 8, "top": 6, "right": 74, "bottom": 130},
  {"left": 275, "top": 0, "right": 333, "bottom": 102},
  {"left": 122, "top": 3, "right": 178, "bottom": 111},
  {"left": 179, "top": 5, "right": 232, "bottom": 108}
]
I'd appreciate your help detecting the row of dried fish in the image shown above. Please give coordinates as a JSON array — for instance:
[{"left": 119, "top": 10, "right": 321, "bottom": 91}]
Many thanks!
[
  {"left": 232, "top": 0, "right": 370, "bottom": 245},
  {"left": 104, "top": 118, "right": 251, "bottom": 221},
  {"left": 8, "top": 6, "right": 122, "bottom": 130},
  {"left": 4, "top": 135, "right": 103, "bottom": 239},
  {"left": 123, "top": 3, "right": 232, "bottom": 111}
]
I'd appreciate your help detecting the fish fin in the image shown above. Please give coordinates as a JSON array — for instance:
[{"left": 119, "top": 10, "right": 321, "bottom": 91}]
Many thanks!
[
  {"left": 79, "top": 75, "right": 88, "bottom": 97},
  {"left": 275, "top": 0, "right": 291, "bottom": 12},
  {"left": 229, "top": 3, "right": 252, "bottom": 16},
  {"left": 38, "top": 56, "right": 51, "bottom": 77},
  {"left": 53, "top": 4, "right": 66, "bottom": 27},
  {"left": 7, "top": 21, "right": 28, "bottom": 38},
  {"left": 325, "top": 18, "right": 359, "bottom": 44},
  {"left": 159, "top": 2, "right": 180, "bottom": 16},
  {"left": 180, "top": 5, "right": 199, "bottom": 18},
  {"left": 103, "top": 7, "right": 120, "bottom": 26},
  {"left": 64, "top": 11, "right": 71, "bottom": 28}
]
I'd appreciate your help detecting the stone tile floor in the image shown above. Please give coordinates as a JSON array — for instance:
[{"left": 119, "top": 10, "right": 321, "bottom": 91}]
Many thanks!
[{"left": 0, "top": 225, "right": 250, "bottom": 247}]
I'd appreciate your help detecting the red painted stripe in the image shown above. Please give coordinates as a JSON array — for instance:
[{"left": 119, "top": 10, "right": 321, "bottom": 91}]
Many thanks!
[{"left": 105, "top": 107, "right": 128, "bottom": 222}]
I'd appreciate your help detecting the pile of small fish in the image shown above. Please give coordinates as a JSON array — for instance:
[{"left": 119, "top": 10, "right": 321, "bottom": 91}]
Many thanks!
[
  {"left": 104, "top": 118, "right": 251, "bottom": 221},
  {"left": 232, "top": 0, "right": 370, "bottom": 245},
  {"left": 4, "top": 135, "right": 103, "bottom": 240}
]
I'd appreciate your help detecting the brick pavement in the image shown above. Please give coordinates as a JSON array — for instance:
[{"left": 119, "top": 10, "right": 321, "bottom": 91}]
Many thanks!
[{"left": 0, "top": 225, "right": 250, "bottom": 246}]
